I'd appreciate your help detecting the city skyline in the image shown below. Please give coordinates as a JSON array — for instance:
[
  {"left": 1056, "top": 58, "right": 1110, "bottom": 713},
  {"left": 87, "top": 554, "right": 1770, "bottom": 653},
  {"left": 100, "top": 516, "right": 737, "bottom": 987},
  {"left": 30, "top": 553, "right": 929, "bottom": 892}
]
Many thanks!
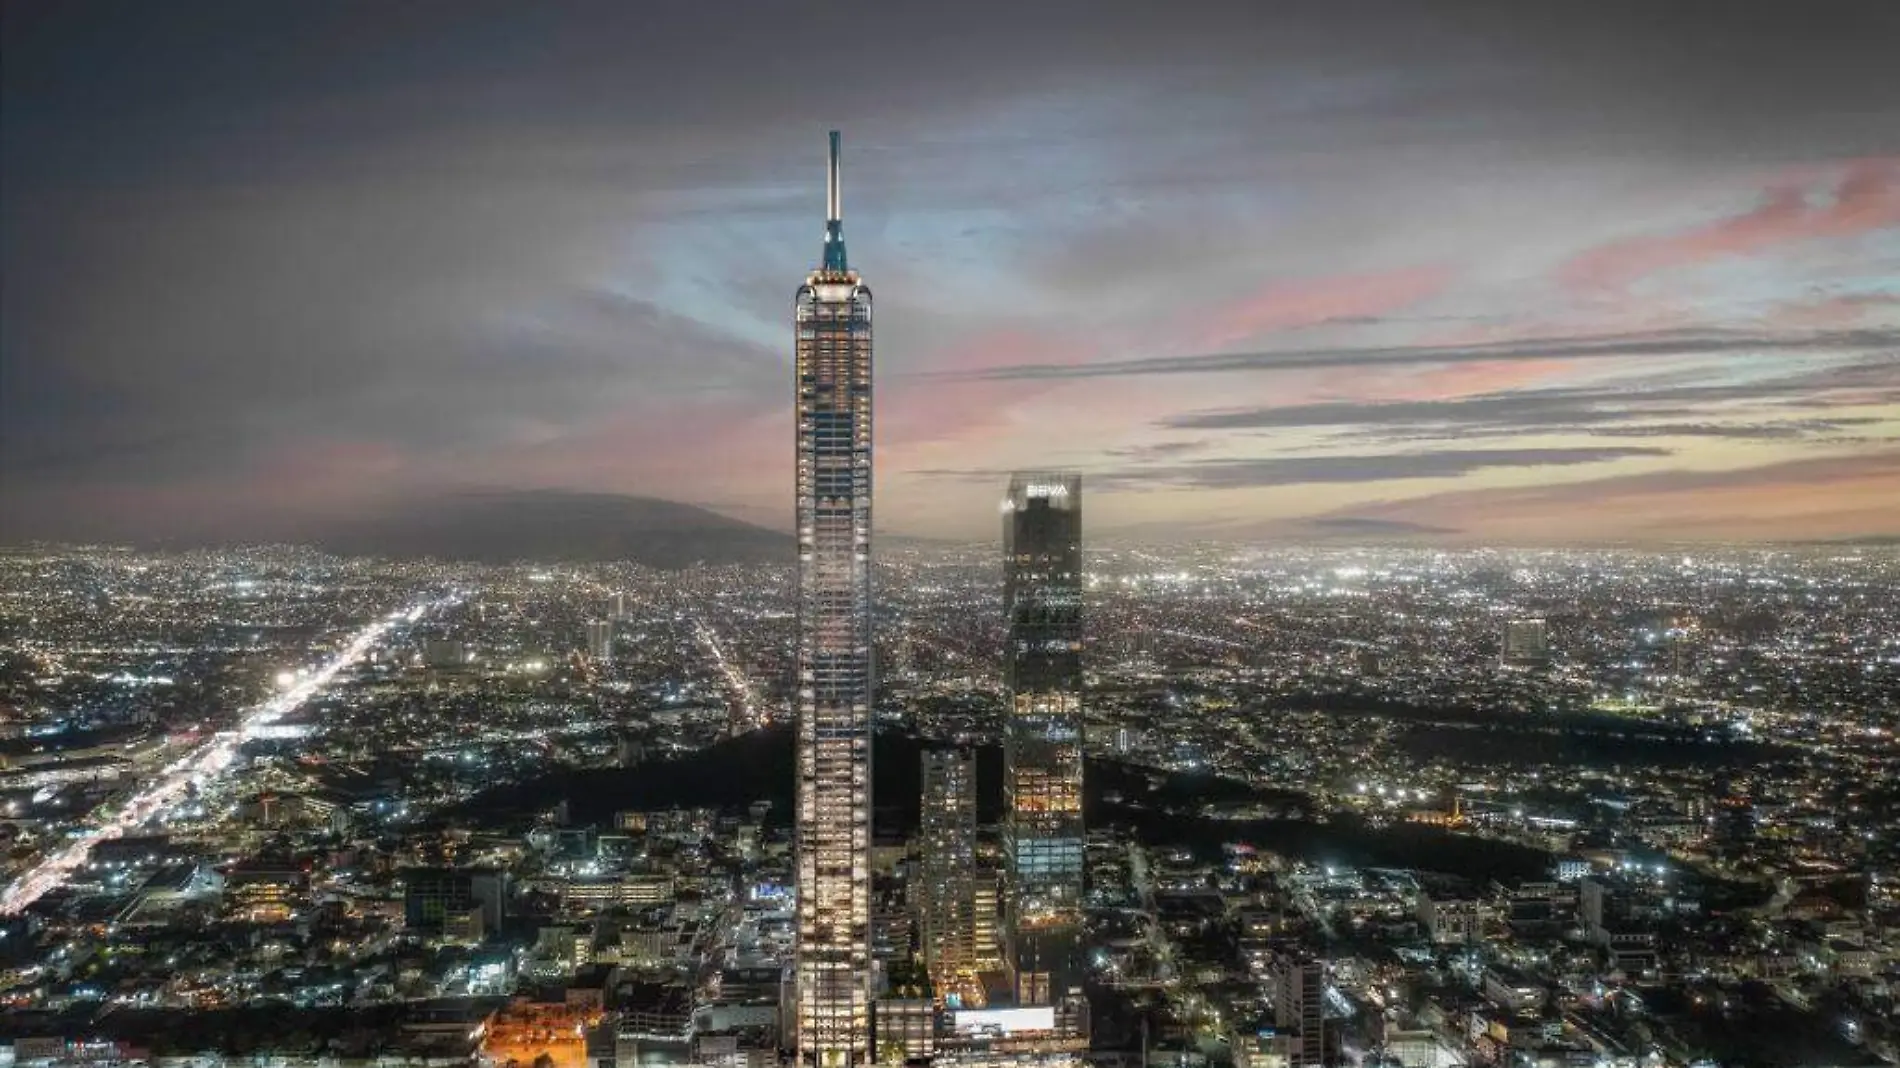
[
  {"left": 4, "top": 1, "right": 1899, "bottom": 547},
  {"left": 6, "top": 537, "right": 1894, "bottom": 1063},
  {"left": 2, "top": 5, "right": 1898, "bottom": 1065}
]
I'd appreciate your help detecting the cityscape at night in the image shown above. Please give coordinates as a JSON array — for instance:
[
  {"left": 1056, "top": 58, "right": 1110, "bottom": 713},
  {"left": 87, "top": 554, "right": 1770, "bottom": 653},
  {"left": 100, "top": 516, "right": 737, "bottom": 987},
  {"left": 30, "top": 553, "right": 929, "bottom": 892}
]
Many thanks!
[
  {"left": 3, "top": 2, "right": 1899, "bottom": 1067},
  {"left": 1, "top": 542, "right": 1896, "bottom": 1066}
]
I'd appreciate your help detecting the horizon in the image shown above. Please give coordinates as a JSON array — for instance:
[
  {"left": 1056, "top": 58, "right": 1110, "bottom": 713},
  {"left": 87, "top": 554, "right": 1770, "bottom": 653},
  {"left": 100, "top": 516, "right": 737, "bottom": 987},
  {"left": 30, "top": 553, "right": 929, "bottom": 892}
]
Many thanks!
[
  {"left": 3, "top": 0, "right": 1898, "bottom": 546},
  {"left": 5, "top": 482, "right": 1900, "bottom": 557}
]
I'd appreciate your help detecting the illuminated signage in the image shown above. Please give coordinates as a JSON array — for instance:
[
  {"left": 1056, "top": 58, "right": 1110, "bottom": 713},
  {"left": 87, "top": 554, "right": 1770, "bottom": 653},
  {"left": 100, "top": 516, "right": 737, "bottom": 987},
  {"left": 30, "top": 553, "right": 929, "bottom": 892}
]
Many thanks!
[{"left": 953, "top": 1007, "right": 1057, "bottom": 1034}]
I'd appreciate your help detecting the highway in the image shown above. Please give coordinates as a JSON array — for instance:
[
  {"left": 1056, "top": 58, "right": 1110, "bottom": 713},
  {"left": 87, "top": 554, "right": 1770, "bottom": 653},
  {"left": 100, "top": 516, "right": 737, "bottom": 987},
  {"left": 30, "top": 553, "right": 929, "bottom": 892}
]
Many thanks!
[
  {"left": 0, "top": 595, "right": 452, "bottom": 915},
  {"left": 694, "top": 616, "right": 762, "bottom": 734}
]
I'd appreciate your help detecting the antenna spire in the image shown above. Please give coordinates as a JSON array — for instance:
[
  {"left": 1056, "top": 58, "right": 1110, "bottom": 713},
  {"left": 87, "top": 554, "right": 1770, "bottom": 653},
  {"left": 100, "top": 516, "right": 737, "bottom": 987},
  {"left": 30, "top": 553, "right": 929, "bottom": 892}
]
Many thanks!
[
  {"left": 828, "top": 130, "right": 842, "bottom": 223},
  {"left": 823, "top": 130, "right": 849, "bottom": 271}
]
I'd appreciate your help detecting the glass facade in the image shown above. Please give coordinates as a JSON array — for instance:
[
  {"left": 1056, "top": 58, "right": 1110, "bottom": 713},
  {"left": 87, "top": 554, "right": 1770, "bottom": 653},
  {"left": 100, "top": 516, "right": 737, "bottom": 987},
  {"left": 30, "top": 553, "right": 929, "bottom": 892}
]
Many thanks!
[
  {"left": 1001, "top": 474, "right": 1085, "bottom": 1025},
  {"left": 795, "top": 131, "right": 874, "bottom": 1067}
]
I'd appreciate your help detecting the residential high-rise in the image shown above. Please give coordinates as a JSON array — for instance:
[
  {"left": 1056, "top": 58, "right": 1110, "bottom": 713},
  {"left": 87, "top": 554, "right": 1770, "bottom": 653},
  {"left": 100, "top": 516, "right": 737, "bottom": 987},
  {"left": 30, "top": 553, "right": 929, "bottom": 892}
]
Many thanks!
[
  {"left": 1270, "top": 950, "right": 1325, "bottom": 1068},
  {"left": 794, "top": 130, "right": 875, "bottom": 1068},
  {"left": 584, "top": 620, "right": 614, "bottom": 663},
  {"left": 1001, "top": 473, "right": 1085, "bottom": 1028},
  {"left": 920, "top": 748, "right": 977, "bottom": 986}
]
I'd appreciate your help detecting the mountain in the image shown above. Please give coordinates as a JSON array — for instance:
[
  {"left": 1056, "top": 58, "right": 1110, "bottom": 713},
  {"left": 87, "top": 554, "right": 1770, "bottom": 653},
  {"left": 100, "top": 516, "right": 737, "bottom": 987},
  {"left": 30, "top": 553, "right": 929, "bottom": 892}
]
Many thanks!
[{"left": 316, "top": 490, "right": 785, "bottom": 568}]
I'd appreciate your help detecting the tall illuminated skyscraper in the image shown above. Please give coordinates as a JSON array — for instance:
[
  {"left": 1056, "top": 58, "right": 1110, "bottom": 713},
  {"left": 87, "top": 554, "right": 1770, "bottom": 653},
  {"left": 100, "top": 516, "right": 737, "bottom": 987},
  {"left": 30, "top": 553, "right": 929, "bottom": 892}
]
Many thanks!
[
  {"left": 1002, "top": 473, "right": 1086, "bottom": 1031},
  {"left": 794, "top": 130, "right": 874, "bottom": 1067}
]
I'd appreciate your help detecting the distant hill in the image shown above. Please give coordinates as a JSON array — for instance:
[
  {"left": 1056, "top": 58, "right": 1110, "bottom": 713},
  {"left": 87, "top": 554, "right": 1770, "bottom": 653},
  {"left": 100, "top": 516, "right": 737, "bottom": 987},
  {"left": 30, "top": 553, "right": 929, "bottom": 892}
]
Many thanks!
[
  {"left": 0, "top": 488, "right": 965, "bottom": 566},
  {"left": 317, "top": 490, "right": 785, "bottom": 568}
]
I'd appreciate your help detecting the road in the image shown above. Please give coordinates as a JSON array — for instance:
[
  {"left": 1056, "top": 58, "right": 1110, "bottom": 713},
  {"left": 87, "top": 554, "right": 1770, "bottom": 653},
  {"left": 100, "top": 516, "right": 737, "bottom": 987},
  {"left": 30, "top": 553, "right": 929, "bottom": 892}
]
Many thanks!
[
  {"left": 694, "top": 616, "right": 762, "bottom": 734},
  {"left": 0, "top": 595, "right": 453, "bottom": 915},
  {"left": 1127, "top": 842, "right": 1176, "bottom": 983}
]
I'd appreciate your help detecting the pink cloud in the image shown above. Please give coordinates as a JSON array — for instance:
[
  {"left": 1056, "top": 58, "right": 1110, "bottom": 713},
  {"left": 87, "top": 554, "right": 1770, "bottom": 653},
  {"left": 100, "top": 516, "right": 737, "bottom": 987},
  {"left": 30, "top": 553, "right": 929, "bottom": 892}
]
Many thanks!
[
  {"left": 1562, "top": 159, "right": 1900, "bottom": 291},
  {"left": 881, "top": 328, "right": 1099, "bottom": 450},
  {"left": 1307, "top": 309, "right": 1695, "bottom": 405},
  {"left": 1196, "top": 265, "right": 1453, "bottom": 349},
  {"left": 1374, "top": 358, "right": 1575, "bottom": 403},
  {"left": 1335, "top": 450, "right": 1900, "bottom": 543}
]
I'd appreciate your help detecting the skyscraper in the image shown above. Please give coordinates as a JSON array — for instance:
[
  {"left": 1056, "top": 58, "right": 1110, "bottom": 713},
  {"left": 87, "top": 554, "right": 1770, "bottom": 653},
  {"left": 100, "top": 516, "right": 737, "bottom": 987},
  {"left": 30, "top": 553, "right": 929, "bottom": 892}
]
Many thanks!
[
  {"left": 1002, "top": 473, "right": 1085, "bottom": 1029},
  {"left": 919, "top": 748, "right": 977, "bottom": 986},
  {"left": 794, "top": 130, "right": 875, "bottom": 1068}
]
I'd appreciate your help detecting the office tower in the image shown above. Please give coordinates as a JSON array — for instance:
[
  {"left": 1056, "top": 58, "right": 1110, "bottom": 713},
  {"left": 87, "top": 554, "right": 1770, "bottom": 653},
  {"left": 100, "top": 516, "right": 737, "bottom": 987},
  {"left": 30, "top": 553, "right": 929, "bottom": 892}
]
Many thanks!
[
  {"left": 609, "top": 593, "right": 629, "bottom": 621},
  {"left": 585, "top": 620, "right": 614, "bottom": 662},
  {"left": 1270, "top": 950, "right": 1324, "bottom": 1068},
  {"left": 1501, "top": 617, "right": 1550, "bottom": 668},
  {"left": 920, "top": 748, "right": 977, "bottom": 985},
  {"left": 403, "top": 867, "right": 510, "bottom": 933},
  {"left": 1001, "top": 474, "right": 1085, "bottom": 1023},
  {"left": 794, "top": 130, "right": 875, "bottom": 1068}
]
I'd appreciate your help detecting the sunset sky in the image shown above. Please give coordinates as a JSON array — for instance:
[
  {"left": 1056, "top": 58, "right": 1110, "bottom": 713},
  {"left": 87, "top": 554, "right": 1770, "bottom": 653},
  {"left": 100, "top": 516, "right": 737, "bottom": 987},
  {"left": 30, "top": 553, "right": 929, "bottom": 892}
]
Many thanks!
[{"left": 4, "top": 0, "right": 1897, "bottom": 544}]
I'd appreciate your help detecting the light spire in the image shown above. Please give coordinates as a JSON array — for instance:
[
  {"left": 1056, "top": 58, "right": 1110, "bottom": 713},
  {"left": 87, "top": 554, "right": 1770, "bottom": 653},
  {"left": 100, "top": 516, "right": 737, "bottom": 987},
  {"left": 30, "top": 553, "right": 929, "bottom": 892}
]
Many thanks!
[{"left": 823, "top": 130, "right": 848, "bottom": 271}]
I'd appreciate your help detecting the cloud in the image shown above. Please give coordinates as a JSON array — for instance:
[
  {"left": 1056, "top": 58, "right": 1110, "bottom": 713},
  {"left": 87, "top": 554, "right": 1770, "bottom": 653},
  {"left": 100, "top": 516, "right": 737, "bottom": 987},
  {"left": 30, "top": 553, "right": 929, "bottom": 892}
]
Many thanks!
[
  {"left": 1194, "top": 265, "right": 1453, "bottom": 347},
  {"left": 1301, "top": 516, "right": 1460, "bottom": 536},
  {"left": 1099, "top": 447, "right": 1669, "bottom": 489},
  {"left": 6, "top": 1, "right": 1900, "bottom": 542},
  {"left": 916, "top": 446, "right": 1667, "bottom": 490},
  {"left": 1162, "top": 392, "right": 1649, "bottom": 431},
  {"left": 1580, "top": 418, "right": 1882, "bottom": 441},
  {"left": 1328, "top": 449, "right": 1900, "bottom": 542},
  {"left": 940, "top": 327, "right": 1900, "bottom": 383},
  {"left": 1415, "top": 449, "right": 1900, "bottom": 504},
  {"left": 1778, "top": 291, "right": 1900, "bottom": 328},
  {"left": 1157, "top": 360, "right": 1898, "bottom": 440},
  {"left": 0, "top": 128, "right": 793, "bottom": 486},
  {"left": 1563, "top": 160, "right": 1900, "bottom": 291},
  {"left": 1105, "top": 440, "right": 1212, "bottom": 461}
]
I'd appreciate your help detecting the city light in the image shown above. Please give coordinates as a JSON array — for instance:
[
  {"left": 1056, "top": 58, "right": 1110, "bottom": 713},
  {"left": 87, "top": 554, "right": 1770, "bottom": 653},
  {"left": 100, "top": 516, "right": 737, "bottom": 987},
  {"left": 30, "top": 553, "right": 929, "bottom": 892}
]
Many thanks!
[{"left": 0, "top": 595, "right": 453, "bottom": 915}]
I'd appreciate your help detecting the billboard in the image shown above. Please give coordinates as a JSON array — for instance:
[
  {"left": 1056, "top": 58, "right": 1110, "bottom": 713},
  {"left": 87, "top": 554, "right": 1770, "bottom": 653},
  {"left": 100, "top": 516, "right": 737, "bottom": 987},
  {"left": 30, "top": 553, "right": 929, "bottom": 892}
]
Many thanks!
[{"left": 953, "top": 1006, "right": 1057, "bottom": 1034}]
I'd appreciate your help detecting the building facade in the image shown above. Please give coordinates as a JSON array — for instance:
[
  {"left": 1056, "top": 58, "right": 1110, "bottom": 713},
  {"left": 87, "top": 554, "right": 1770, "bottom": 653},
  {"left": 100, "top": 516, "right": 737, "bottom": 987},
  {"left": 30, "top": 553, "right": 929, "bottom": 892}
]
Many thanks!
[
  {"left": 1001, "top": 474, "right": 1085, "bottom": 1028},
  {"left": 585, "top": 620, "right": 614, "bottom": 662},
  {"left": 794, "top": 130, "right": 875, "bottom": 1067},
  {"left": 1270, "top": 950, "right": 1324, "bottom": 1068},
  {"left": 920, "top": 748, "right": 978, "bottom": 986}
]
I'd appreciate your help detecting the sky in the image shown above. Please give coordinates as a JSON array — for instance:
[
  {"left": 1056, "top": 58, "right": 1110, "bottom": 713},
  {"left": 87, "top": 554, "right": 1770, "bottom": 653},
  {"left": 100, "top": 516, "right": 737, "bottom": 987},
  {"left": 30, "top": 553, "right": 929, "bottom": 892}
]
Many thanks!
[{"left": 3, "top": 0, "right": 1898, "bottom": 545}]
